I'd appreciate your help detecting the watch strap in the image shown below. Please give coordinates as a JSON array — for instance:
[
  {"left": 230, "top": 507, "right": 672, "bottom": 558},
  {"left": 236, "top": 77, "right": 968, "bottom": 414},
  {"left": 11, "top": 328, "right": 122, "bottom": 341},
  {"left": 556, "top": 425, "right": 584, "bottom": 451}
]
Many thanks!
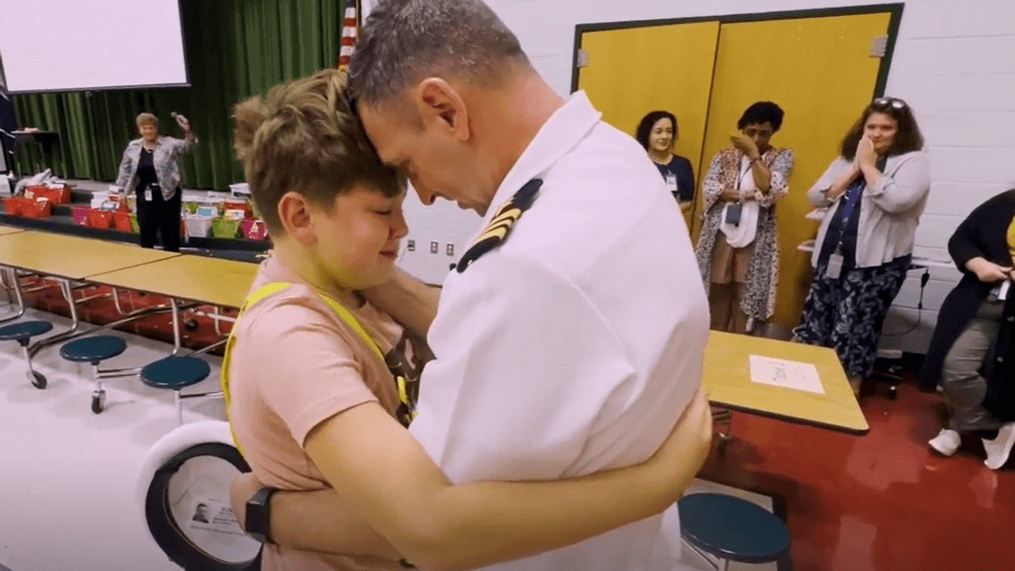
[{"left": 245, "top": 486, "right": 278, "bottom": 544}]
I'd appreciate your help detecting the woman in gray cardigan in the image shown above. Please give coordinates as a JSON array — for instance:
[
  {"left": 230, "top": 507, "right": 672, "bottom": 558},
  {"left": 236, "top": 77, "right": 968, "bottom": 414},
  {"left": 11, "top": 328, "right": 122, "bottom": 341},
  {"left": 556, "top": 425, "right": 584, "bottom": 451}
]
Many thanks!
[
  {"left": 792, "top": 97, "right": 930, "bottom": 397},
  {"left": 116, "top": 112, "right": 197, "bottom": 252}
]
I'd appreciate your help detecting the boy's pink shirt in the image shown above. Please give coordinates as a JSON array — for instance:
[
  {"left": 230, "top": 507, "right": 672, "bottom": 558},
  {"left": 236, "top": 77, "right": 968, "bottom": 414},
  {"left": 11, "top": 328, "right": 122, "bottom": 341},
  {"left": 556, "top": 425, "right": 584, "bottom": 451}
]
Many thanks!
[{"left": 228, "top": 253, "right": 407, "bottom": 571}]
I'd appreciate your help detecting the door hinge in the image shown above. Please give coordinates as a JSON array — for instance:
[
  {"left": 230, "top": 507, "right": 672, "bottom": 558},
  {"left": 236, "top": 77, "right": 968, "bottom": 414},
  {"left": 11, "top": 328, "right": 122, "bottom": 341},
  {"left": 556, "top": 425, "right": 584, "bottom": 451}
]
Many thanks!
[
  {"left": 577, "top": 49, "right": 590, "bottom": 68},
  {"left": 870, "top": 34, "right": 888, "bottom": 58}
]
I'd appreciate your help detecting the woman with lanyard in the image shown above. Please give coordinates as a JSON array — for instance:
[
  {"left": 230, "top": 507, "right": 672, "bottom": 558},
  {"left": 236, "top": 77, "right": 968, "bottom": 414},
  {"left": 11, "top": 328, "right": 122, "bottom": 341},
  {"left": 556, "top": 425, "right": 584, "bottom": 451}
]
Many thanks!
[
  {"left": 919, "top": 189, "right": 1015, "bottom": 469},
  {"left": 115, "top": 112, "right": 197, "bottom": 252},
  {"left": 793, "top": 97, "right": 930, "bottom": 397},
  {"left": 695, "top": 101, "right": 794, "bottom": 334},
  {"left": 636, "top": 110, "right": 695, "bottom": 212}
]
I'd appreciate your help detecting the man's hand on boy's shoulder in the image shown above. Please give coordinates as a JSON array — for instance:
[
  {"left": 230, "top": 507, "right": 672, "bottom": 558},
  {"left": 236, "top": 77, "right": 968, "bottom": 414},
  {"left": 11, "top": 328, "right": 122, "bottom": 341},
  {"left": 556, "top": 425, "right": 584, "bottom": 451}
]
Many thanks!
[{"left": 360, "top": 267, "right": 441, "bottom": 340}]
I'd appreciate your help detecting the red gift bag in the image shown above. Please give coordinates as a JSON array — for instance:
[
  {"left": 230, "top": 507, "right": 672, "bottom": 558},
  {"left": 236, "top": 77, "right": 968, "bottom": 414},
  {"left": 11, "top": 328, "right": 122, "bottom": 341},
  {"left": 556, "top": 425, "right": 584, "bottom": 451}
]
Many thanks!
[{"left": 241, "top": 218, "right": 268, "bottom": 240}]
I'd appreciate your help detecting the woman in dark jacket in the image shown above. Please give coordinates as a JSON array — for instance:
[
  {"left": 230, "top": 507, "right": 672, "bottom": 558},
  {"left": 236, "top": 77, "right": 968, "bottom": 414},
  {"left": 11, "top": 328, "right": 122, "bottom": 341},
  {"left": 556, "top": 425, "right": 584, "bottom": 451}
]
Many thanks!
[{"left": 920, "top": 189, "right": 1015, "bottom": 470}]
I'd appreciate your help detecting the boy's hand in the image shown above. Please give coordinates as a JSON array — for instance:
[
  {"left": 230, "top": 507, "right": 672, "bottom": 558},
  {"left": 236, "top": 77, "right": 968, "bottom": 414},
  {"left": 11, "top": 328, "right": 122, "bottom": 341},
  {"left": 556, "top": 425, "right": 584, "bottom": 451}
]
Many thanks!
[{"left": 229, "top": 472, "right": 266, "bottom": 531}]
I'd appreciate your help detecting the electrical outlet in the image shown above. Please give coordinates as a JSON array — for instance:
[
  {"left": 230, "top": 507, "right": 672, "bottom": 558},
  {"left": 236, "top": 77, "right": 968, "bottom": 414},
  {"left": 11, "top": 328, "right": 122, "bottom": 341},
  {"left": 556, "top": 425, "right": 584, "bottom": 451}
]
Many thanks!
[
  {"left": 430, "top": 241, "right": 439, "bottom": 254},
  {"left": 407, "top": 239, "right": 415, "bottom": 252},
  {"left": 446, "top": 243, "right": 455, "bottom": 256}
]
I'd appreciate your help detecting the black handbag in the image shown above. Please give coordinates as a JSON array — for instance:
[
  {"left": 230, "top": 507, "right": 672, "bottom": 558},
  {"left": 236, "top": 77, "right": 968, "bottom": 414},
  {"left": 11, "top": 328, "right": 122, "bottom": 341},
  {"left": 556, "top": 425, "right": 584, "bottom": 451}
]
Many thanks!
[{"left": 725, "top": 203, "right": 743, "bottom": 226}]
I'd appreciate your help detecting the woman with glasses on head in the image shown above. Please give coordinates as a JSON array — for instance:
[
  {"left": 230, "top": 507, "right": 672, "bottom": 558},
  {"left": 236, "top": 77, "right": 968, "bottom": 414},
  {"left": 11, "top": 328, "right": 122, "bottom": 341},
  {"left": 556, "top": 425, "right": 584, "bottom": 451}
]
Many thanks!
[
  {"left": 636, "top": 111, "right": 695, "bottom": 212},
  {"left": 695, "top": 101, "right": 795, "bottom": 335},
  {"left": 793, "top": 97, "right": 930, "bottom": 397}
]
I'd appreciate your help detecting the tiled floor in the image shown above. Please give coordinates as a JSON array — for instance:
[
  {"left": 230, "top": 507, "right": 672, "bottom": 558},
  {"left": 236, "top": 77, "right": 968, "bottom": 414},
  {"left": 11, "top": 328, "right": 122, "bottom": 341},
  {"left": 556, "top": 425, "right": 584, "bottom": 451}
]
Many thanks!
[
  {"left": 2, "top": 302, "right": 1014, "bottom": 571},
  {"left": 0, "top": 308, "right": 223, "bottom": 571}
]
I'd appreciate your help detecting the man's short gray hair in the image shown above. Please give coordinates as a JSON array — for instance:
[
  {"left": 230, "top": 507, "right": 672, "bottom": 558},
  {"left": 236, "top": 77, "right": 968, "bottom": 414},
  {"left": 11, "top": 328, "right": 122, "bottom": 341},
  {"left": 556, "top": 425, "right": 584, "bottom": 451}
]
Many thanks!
[{"left": 348, "top": 0, "right": 530, "bottom": 106}]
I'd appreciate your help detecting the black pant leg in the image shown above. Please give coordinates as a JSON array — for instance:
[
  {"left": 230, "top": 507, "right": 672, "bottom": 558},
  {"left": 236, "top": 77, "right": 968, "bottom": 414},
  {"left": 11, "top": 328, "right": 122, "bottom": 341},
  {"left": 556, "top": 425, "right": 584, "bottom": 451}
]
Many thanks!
[
  {"left": 160, "top": 189, "right": 182, "bottom": 252},
  {"left": 136, "top": 188, "right": 158, "bottom": 249}
]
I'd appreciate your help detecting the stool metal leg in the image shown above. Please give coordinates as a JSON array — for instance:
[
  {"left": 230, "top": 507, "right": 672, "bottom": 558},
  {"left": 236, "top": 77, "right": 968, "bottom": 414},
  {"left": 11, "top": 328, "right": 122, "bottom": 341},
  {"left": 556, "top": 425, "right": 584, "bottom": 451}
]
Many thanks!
[
  {"left": 175, "top": 391, "right": 225, "bottom": 425},
  {"left": 21, "top": 343, "right": 46, "bottom": 389},
  {"left": 0, "top": 268, "right": 27, "bottom": 323},
  {"left": 681, "top": 538, "right": 724, "bottom": 571},
  {"left": 170, "top": 298, "right": 182, "bottom": 356},
  {"left": 712, "top": 406, "right": 733, "bottom": 453},
  {"left": 91, "top": 363, "right": 106, "bottom": 414},
  {"left": 28, "top": 279, "right": 81, "bottom": 357}
]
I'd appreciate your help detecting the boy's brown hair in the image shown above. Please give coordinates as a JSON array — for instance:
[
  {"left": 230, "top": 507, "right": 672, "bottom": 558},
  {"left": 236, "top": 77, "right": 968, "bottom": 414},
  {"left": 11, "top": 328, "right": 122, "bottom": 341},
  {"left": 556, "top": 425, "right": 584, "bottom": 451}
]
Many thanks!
[{"left": 232, "top": 68, "right": 403, "bottom": 235}]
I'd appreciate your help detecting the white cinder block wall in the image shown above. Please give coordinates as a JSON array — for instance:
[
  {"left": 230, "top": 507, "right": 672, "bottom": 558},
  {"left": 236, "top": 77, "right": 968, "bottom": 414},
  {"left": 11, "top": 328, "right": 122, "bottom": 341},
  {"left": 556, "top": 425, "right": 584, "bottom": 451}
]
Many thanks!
[{"left": 392, "top": 0, "right": 1015, "bottom": 355}]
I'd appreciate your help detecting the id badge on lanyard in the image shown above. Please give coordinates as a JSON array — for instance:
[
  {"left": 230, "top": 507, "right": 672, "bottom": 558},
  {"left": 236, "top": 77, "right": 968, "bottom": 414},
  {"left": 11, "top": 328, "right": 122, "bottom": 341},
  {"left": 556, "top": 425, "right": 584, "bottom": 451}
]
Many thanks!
[
  {"left": 144, "top": 183, "right": 160, "bottom": 202},
  {"left": 826, "top": 250, "right": 844, "bottom": 279},
  {"left": 825, "top": 186, "right": 860, "bottom": 280},
  {"left": 665, "top": 172, "right": 678, "bottom": 194}
]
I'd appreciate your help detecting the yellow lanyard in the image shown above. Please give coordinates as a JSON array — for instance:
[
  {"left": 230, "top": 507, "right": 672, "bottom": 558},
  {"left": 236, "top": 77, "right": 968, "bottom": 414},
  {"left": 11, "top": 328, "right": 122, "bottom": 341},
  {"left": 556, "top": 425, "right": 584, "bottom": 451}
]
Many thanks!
[
  {"left": 220, "top": 282, "right": 416, "bottom": 455},
  {"left": 1006, "top": 214, "right": 1015, "bottom": 263}
]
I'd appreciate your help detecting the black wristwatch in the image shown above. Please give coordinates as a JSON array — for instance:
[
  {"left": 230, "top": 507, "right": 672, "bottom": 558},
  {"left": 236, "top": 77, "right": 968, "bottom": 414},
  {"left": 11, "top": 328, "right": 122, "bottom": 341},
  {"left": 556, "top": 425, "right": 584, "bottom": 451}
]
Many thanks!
[{"left": 245, "top": 486, "right": 279, "bottom": 544}]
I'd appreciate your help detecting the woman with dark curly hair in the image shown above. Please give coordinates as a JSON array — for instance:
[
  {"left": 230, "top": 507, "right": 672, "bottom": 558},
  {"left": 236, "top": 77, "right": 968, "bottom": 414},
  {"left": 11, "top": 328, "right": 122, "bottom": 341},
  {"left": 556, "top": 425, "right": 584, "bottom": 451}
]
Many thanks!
[{"left": 695, "top": 101, "right": 794, "bottom": 335}]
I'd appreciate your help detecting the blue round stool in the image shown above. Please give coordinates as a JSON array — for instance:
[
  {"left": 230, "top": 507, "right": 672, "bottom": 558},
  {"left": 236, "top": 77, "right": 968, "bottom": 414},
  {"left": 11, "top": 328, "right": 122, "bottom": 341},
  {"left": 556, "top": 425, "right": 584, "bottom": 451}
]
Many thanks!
[
  {"left": 60, "top": 335, "right": 127, "bottom": 414},
  {"left": 141, "top": 356, "right": 212, "bottom": 425},
  {"left": 678, "top": 493, "right": 789, "bottom": 570},
  {"left": 0, "top": 320, "right": 53, "bottom": 389}
]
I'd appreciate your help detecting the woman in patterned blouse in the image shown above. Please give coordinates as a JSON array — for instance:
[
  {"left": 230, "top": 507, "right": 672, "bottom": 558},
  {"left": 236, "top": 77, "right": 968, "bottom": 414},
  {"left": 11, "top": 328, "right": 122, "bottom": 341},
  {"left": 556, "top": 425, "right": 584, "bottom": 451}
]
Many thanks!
[
  {"left": 694, "top": 101, "right": 795, "bottom": 335},
  {"left": 115, "top": 112, "right": 197, "bottom": 252}
]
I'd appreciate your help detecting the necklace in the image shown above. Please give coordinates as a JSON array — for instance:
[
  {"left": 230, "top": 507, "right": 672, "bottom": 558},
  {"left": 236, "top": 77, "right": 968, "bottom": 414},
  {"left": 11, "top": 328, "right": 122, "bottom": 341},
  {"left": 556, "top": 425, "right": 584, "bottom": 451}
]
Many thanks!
[{"left": 648, "top": 150, "right": 670, "bottom": 164}]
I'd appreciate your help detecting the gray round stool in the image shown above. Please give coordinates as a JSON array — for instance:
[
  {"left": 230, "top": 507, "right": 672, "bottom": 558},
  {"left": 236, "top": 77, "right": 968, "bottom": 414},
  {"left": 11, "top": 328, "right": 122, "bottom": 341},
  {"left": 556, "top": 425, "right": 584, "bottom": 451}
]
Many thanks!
[
  {"left": 0, "top": 320, "right": 53, "bottom": 388},
  {"left": 678, "top": 492, "right": 790, "bottom": 570},
  {"left": 60, "top": 335, "right": 127, "bottom": 413},
  {"left": 141, "top": 356, "right": 214, "bottom": 425}
]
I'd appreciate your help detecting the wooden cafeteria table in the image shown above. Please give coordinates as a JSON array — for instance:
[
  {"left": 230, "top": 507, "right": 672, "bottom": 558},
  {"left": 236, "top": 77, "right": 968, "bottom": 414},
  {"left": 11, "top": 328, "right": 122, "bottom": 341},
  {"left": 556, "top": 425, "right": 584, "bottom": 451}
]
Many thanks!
[
  {"left": 0, "top": 230, "right": 181, "bottom": 364},
  {"left": 85, "top": 254, "right": 258, "bottom": 309},
  {"left": 0, "top": 230, "right": 179, "bottom": 279},
  {"left": 703, "top": 331, "right": 869, "bottom": 434},
  {"left": 0, "top": 225, "right": 27, "bottom": 236}
]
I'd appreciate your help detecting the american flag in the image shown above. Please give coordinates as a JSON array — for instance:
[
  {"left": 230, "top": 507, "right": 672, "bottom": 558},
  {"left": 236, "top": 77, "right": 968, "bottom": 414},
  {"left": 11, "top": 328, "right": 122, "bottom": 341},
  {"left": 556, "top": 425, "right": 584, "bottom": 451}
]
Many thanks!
[{"left": 337, "top": 0, "right": 359, "bottom": 70}]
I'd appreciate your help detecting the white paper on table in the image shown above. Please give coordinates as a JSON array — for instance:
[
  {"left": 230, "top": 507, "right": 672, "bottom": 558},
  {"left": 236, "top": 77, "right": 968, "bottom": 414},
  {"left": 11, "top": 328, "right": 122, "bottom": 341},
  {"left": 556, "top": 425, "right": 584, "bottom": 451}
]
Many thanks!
[{"left": 748, "top": 355, "right": 825, "bottom": 394}]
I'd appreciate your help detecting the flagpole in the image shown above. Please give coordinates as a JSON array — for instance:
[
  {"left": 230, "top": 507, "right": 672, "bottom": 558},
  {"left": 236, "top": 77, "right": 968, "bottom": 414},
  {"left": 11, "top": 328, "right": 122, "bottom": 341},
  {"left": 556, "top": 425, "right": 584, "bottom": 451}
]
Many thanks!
[{"left": 337, "top": 0, "right": 359, "bottom": 70}]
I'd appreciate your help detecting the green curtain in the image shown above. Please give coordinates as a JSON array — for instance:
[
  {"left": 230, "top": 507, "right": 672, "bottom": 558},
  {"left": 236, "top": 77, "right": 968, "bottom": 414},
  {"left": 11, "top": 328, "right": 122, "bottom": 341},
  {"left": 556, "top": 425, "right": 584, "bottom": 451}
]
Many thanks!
[{"left": 11, "top": 0, "right": 343, "bottom": 191}]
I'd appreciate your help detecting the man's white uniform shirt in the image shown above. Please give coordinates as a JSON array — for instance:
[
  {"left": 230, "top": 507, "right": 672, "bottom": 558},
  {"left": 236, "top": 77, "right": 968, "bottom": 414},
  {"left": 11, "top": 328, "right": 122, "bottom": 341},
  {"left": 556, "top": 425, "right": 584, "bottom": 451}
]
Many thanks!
[{"left": 408, "top": 91, "right": 710, "bottom": 571}]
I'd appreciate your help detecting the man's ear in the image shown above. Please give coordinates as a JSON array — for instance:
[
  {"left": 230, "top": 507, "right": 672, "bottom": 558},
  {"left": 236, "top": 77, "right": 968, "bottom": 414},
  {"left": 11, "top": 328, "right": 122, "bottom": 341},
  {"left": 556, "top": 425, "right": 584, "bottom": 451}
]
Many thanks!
[
  {"left": 277, "top": 191, "right": 317, "bottom": 246},
  {"left": 414, "top": 78, "right": 470, "bottom": 142}
]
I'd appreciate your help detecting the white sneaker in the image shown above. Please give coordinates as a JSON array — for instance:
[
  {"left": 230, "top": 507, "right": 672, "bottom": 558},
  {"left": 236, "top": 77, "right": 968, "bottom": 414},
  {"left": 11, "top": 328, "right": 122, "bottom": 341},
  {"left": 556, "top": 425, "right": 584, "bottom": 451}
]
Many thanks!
[
  {"left": 983, "top": 423, "right": 1015, "bottom": 470},
  {"left": 928, "top": 428, "right": 961, "bottom": 457}
]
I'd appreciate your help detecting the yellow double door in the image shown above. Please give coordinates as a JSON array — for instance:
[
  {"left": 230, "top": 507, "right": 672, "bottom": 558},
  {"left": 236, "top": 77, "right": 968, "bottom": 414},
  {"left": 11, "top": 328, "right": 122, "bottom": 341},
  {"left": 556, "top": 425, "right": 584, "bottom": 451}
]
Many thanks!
[{"left": 577, "top": 12, "right": 892, "bottom": 328}]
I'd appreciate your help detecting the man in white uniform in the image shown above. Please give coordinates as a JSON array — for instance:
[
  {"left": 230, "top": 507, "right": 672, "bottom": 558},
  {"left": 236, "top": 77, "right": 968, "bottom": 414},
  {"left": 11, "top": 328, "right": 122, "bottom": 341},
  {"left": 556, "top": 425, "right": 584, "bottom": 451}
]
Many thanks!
[{"left": 232, "top": 1, "right": 711, "bottom": 568}]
